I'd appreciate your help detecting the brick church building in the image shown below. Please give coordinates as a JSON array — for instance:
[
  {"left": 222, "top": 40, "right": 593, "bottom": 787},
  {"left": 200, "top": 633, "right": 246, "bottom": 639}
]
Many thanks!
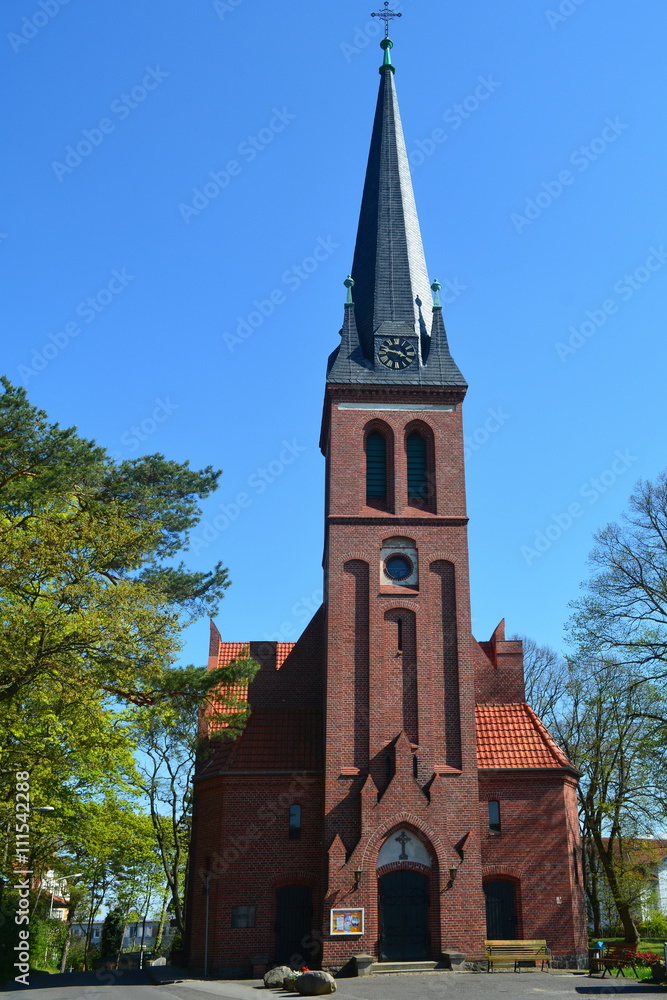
[{"left": 186, "top": 35, "right": 587, "bottom": 976}]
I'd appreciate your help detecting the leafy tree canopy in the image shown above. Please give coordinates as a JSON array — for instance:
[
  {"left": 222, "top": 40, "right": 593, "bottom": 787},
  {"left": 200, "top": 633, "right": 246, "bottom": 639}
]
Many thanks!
[{"left": 0, "top": 377, "right": 232, "bottom": 707}]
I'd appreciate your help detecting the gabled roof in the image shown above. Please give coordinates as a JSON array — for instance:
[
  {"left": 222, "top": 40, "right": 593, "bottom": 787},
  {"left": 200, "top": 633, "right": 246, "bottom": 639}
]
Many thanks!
[{"left": 475, "top": 703, "right": 574, "bottom": 770}]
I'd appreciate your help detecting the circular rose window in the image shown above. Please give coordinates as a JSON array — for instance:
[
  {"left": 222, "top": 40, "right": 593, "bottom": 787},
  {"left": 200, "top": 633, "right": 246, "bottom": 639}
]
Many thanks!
[{"left": 384, "top": 554, "right": 412, "bottom": 581}]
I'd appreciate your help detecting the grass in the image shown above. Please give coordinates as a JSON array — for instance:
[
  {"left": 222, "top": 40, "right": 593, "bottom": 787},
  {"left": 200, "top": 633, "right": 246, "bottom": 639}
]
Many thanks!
[{"left": 589, "top": 938, "right": 666, "bottom": 982}]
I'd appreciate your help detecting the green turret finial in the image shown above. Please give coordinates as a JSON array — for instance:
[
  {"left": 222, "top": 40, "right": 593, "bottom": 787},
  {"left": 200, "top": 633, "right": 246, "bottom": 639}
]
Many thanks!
[
  {"left": 431, "top": 279, "right": 443, "bottom": 309},
  {"left": 379, "top": 37, "right": 395, "bottom": 73},
  {"left": 344, "top": 275, "right": 355, "bottom": 305}
]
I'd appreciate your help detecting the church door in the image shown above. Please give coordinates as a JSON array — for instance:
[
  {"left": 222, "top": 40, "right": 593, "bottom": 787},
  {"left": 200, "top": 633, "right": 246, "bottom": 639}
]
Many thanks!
[
  {"left": 484, "top": 879, "right": 517, "bottom": 939},
  {"left": 275, "top": 885, "right": 313, "bottom": 966},
  {"left": 378, "top": 870, "right": 430, "bottom": 960}
]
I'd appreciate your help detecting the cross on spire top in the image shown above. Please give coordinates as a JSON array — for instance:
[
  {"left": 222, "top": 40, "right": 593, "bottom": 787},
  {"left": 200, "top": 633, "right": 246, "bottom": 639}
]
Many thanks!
[{"left": 371, "top": 1, "right": 402, "bottom": 38}]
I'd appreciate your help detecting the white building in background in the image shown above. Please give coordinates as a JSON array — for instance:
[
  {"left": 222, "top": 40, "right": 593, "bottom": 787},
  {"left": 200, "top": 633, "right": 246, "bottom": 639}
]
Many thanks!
[{"left": 69, "top": 919, "right": 173, "bottom": 953}]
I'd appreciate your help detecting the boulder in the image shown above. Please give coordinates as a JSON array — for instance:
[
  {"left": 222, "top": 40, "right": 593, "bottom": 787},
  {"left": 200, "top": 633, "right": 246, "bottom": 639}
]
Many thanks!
[
  {"left": 294, "top": 971, "right": 337, "bottom": 995},
  {"left": 264, "top": 965, "right": 293, "bottom": 988}
]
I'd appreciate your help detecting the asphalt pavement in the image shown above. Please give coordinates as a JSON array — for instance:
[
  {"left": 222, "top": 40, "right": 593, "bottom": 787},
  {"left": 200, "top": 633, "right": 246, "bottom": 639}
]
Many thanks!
[{"left": 2, "top": 966, "right": 666, "bottom": 1000}]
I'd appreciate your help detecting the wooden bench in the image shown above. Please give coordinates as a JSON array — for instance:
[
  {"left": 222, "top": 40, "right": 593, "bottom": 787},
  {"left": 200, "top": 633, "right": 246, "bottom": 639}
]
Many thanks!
[
  {"left": 485, "top": 939, "right": 551, "bottom": 972},
  {"left": 588, "top": 945, "right": 639, "bottom": 979}
]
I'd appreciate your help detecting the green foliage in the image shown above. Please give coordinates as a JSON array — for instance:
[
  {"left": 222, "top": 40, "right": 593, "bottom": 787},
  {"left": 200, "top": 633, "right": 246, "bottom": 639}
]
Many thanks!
[
  {"left": 124, "top": 651, "right": 259, "bottom": 939},
  {"left": 31, "top": 915, "right": 68, "bottom": 971},
  {"left": 100, "top": 905, "right": 125, "bottom": 960},
  {"left": 524, "top": 639, "right": 667, "bottom": 944},
  {"left": 0, "top": 376, "right": 229, "bottom": 708},
  {"left": 639, "top": 911, "right": 667, "bottom": 939},
  {"left": 0, "top": 379, "right": 259, "bottom": 968}
]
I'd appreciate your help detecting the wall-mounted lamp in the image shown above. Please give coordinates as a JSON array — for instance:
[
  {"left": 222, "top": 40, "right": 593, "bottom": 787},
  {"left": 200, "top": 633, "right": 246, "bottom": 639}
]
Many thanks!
[
  {"left": 448, "top": 866, "right": 459, "bottom": 882},
  {"left": 354, "top": 867, "right": 363, "bottom": 888}
]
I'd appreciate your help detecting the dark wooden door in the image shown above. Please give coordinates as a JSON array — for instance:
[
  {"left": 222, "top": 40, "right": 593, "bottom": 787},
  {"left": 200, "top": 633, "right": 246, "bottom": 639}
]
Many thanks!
[
  {"left": 484, "top": 879, "right": 517, "bottom": 939},
  {"left": 379, "top": 870, "right": 429, "bottom": 960},
  {"left": 275, "top": 885, "right": 313, "bottom": 967}
]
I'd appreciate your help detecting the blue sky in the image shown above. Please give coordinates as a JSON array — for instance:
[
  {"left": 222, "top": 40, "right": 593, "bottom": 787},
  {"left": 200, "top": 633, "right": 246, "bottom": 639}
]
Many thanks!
[{"left": 3, "top": 0, "right": 666, "bottom": 668}]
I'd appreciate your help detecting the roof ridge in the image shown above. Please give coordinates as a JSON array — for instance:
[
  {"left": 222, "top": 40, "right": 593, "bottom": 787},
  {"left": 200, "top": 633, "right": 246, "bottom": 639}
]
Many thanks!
[{"left": 520, "top": 702, "right": 572, "bottom": 768}]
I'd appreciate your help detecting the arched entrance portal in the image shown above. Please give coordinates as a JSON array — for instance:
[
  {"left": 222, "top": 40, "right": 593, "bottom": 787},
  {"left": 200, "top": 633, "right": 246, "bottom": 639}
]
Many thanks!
[
  {"left": 484, "top": 879, "right": 517, "bottom": 939},
  {"left": 378, "top": 870, "right": 430, "bottom": 960}
]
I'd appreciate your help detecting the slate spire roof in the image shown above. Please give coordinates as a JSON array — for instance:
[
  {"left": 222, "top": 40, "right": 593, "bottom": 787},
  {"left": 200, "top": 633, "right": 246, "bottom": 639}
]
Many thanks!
[{"left": 327, "top": 41, "right": 466, "bottom": 388}]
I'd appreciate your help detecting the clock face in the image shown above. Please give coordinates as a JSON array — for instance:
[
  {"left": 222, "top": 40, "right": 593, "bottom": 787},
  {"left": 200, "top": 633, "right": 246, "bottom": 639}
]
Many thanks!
[{"left": 378, "top": 336, "right": 416, "bottom": 370}]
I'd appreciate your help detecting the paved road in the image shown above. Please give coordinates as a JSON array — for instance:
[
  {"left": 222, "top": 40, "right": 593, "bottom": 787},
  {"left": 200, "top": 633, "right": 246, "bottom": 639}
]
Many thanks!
[{"left": 2, "top": 968, "right": 665, "bottom": 1000}]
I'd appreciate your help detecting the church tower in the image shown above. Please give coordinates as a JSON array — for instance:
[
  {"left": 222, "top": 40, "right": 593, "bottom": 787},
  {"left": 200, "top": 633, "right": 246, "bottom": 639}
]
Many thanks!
[
  {"left": 186, "top": 32, "right": 587, "bottom": 977},
  {"left": 319, "top": 35, "right": 487, "bottom": 963}
]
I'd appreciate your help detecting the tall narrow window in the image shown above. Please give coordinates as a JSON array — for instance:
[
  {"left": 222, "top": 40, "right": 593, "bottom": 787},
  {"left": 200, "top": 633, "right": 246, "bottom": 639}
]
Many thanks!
[
  {"left": 397, "top": 618, "right": 403, "bottom": 651},
  {"left": 289, "top": 804, "right": 301, "bottom": 840},
  {"left": 488, "top": 800, "right": 501, "bottom": 833},
  {"left": 406, "top": 432, "right": 428, "bottom": 502},
  {"left": 366, "top": 431, "right": 387, "bottom": 502}
]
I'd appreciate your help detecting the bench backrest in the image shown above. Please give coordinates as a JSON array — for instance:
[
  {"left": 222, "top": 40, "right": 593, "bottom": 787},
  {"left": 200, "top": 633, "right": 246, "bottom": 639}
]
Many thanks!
[{"left": 486, "top": 940, "right": 548, "bottom": 949}]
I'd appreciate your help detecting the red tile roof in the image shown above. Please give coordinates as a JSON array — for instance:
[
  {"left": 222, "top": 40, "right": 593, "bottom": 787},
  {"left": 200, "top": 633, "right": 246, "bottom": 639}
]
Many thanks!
[
  {"left": 475, "top": 703, "right": 572, "bottom": 769},
  {"left": 275, "top": 642, "right": 295, "bottom": 669},
  {"left": 224, "top": 707, "right": 323, "bottom": 772},
  {"left": 205, "top": 642, "right": 252, "bottom": 732},
  {"left": 215, "top": 642, "right": 250, "bottom": 668}
]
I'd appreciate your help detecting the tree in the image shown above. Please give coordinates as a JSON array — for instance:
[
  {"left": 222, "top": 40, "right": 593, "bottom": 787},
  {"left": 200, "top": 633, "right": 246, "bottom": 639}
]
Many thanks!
[
  {"left": 100, "top": 905, "right": 125, "bottom": 963},
  {"left": 520, "top": 636, "right": 567, "bottom": 720},
  {"left": 569, "top": 472, "right": 667, "bottom": 693},
  {"left": 0, "top": 377, "right": 231, "bottom": 709},
  {"left": 523, "top": 643, "right": 667, "bottom": 943},
  {"left": 126, "top": 656, "right": 258, "bottom": 938}
]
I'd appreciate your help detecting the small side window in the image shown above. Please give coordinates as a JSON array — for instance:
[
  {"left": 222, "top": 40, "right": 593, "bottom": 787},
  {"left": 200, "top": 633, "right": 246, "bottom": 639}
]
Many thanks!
[
  {"left": 289, "top": 804, "right": 302, "bottom": 840},
  {"left": 231, "top": 905, "right": 256, "bottom": 928},
  {"left": 488, "top": 800, "right": 501, "bottom": 833}
]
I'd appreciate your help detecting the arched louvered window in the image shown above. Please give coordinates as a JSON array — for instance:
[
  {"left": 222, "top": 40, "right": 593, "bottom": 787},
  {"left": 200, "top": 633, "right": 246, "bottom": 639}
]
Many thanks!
[
  {"left": 366, "top": 431, "right": 387, "bottom": 502},
  {"left": 406, "top": 432, "right": 428, "bottom": 502}
]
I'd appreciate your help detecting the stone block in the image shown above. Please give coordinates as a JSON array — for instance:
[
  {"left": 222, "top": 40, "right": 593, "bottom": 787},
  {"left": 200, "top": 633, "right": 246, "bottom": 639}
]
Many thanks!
[
  {"left": 294, "top": 970, "right": 337, "bottom": 994},
  {"left": 263, "top": 965, "right": 293, "bottom": 988}
]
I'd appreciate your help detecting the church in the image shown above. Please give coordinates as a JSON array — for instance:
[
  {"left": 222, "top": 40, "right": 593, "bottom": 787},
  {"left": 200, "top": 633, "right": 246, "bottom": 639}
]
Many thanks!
[{"left": 185, "top": 26, "right": 587, "bottom": 978}]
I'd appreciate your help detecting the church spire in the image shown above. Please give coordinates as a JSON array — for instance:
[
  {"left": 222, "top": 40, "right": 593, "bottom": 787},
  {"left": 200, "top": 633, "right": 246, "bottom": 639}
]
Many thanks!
[
  {"left": 351, "top": 36, "right": 432, "bottom": 361},
  {"left": 327, "top": 36, "right": 466, "bottom": 388}
]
